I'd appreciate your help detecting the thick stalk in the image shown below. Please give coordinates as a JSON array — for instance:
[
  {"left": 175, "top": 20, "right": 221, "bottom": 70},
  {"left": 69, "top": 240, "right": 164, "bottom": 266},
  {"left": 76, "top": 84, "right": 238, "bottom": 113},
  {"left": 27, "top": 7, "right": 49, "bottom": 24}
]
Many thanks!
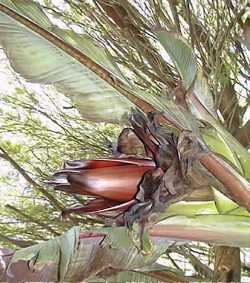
[{"left": 149, "top": 225, "right": 250, "bottom": 247}]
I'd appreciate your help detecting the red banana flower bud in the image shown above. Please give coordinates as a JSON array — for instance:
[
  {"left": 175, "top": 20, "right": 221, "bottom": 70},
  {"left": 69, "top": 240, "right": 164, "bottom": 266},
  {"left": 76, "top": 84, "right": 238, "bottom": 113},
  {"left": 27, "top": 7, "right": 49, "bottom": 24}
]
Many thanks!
[
  {"left": 49, "top": 158, "right": 155, "bottom": 218},
  {"left": 49, "top": 112, "right": 174, "bottom": 228}
]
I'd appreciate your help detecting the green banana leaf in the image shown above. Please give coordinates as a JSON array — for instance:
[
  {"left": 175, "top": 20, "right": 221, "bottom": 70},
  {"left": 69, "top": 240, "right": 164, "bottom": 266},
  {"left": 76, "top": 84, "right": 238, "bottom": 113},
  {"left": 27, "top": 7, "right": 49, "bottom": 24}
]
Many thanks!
[
  {"left": 7, "top": 226, "right": 174, "bottom": 282},
  {"left": 156, "top": 30, "right": 197, "bottom": 89},
  {"left": 0, "top": 0, "right": 203, "bottom": 132},
  {"left": 0, "top": 0, "right": 134, "bottom": 123},
  {"left": 7, "top": 216, "right": 250, "bottom": 282},
  {"left": 89, "top": 268, "right": 189, "bottom": 283}
]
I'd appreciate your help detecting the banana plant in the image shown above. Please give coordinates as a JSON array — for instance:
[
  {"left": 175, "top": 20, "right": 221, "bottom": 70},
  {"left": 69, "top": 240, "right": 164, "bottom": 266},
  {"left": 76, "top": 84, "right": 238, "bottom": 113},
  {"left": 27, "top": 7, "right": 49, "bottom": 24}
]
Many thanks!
[{"left": 0, "top": 0, "right": 250, "bottom": 281}]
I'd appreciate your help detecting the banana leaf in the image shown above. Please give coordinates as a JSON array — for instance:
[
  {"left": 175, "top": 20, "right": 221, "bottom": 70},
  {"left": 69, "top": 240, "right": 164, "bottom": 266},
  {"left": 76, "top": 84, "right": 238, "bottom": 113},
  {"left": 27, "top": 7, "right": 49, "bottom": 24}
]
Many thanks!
[{"left": 0, "top": 0, "right": 134, "bottom": 123}]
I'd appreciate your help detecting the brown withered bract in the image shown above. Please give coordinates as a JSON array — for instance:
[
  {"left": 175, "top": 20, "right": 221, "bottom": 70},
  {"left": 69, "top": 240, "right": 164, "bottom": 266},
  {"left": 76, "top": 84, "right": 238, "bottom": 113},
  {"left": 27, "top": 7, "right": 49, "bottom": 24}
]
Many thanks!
[
  {"left": 48, "top": 157, "right": 154, "bottom": 219},
  {"left": 116, "top": 127, "right": 146, "bottom": 156}
]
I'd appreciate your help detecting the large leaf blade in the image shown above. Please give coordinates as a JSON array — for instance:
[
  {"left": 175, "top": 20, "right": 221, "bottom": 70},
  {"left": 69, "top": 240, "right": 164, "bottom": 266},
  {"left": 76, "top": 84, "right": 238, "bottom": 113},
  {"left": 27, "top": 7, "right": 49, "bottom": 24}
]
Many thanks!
[
  {"left": 156, "top": 30, "right": 197, "bottom": 88},
  {"left": 0, "top": 0, "right": 51, "bottom": 27},
  {"left": 0, "top": 0, "right": 134, "bottom": 123},
  {"left": 7, "top": 218, "right": 250, "bottom": 283},
  {"left": 7, "top": 226, "right": 174, "bottom": 282}
]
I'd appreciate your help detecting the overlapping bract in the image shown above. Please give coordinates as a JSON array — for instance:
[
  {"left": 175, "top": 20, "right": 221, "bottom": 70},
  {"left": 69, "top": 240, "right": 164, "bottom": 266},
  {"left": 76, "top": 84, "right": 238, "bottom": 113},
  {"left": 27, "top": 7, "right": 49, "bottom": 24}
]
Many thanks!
[
  {"left": 49, "top": 158, "right": 155, "bottom": 219},
  {"left": 49, "top": 113, "right": 194, "bottom": 228}
]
